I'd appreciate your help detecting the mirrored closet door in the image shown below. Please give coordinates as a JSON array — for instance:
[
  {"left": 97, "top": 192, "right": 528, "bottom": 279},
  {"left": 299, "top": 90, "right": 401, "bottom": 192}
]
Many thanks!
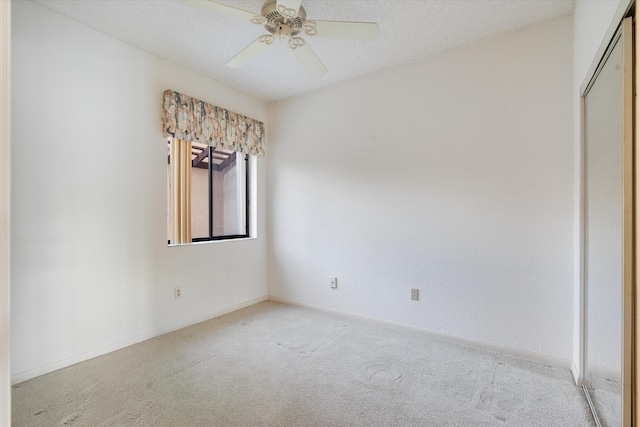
[{"left": 582, "top": 15, "right": 633, "bottom": 427}]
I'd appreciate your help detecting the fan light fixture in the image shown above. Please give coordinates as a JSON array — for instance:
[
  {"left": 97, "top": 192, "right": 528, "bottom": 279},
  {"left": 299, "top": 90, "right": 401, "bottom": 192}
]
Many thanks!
[{"left": 183, "top": 0, "right": 380, "bottom": 76}]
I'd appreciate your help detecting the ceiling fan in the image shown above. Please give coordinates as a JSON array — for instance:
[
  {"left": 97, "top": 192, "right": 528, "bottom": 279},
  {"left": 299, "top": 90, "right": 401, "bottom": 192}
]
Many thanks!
[{"left": 183, "top": 0, "right": 380, "bottom": 76}]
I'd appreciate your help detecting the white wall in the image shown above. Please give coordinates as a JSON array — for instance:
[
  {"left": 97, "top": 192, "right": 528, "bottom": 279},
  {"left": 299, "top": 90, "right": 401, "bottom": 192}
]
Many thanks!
[
  {"left": 1, "top": 0, "right": 11, "bottom": 423},
  {"left": 11, "top": 1, "right": 269, "bottom": 382},
  {"left": 268, "top": 17, "right": 574, "bottom": 362},
  {"left": 572, "top": 0, "right": 628, "bottom": 381}
]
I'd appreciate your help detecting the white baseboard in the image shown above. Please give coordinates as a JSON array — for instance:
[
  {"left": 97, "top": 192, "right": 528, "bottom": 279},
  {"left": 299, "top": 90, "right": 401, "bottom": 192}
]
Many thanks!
[
  {"left": 268, "top": 295, "right": 572, "bottom": 370},
  {"left": 14, "top": 294, "right": 574, "bottom": 385},
  {"left": 586, "top": 364, "right": 621, "bottom": 381},
  {"left": 571, "top": 361, "right": 582, "bottom": 386},
  {"left": 11, "top": 295, "right": 268, "bottom": 385}
]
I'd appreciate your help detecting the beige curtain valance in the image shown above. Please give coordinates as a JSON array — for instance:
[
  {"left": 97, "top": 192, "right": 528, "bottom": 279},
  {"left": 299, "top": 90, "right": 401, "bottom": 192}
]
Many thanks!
[{"left": 162, "top": 90, "right": 265, "bottom": 158}]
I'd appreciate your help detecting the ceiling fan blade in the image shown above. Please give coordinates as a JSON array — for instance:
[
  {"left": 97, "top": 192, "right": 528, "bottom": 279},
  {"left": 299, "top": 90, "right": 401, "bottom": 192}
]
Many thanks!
[
  {"left": 182, "top": 0, "right": 260, "bottom": 23},
  {"left": 276, "top": 0, "right": 302, "bottom": 18},
  {"left": 226, "top": 35, "right": 274, "bottom": 68},
  {"left": 304, "top": 20, "right": 380, "bottom": 41},
  {"left": 291, "top": 41, "right": 327, "bottom": 77}
]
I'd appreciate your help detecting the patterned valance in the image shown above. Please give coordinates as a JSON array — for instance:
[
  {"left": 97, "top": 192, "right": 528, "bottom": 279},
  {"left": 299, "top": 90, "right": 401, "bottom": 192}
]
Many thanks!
[{"left": 162, "top": 90, "right": 265, "bottom": 158}]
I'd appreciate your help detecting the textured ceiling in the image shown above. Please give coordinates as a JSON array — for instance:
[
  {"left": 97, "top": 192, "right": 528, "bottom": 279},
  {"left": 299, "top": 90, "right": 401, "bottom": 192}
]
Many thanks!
[{"left": 33, "top": 0, "right": 576, "bottom": 102}]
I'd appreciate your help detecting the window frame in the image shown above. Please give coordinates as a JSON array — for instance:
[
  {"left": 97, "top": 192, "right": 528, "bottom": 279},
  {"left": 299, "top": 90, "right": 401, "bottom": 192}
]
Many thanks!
[
  {"left": 167, "top": 140, "right": 251, "bottom": 245},
  {"left": 191, "top": 147, "right": 250, "bottom": 242}
]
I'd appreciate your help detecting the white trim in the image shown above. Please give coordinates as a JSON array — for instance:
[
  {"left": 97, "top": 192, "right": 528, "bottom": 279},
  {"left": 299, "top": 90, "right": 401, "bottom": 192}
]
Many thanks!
[
  {"left": 576, "top": 92, "right": 587, "bottom": 387},
  {"left": 0, "top": 0, "right": 11, "bottom": 424},
  {"left": 572, "top": 362, "right": 582, "bottom": 386},
  {"left": 268, "top": 296, "right": 572, "bottom": 370},
  {"left": 250, "top": 155, "right": 259, "bottom": 238},
  {"left": 11, "top": 296, "right": 268, "bottom": 385}
]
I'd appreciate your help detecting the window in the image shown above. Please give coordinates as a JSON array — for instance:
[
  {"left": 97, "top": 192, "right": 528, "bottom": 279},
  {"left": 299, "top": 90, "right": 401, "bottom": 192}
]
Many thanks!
[
  {"left": 162, "top": 90, "right": 264, "bottom": 245},
  {"left": 167, "top": 139, "right": 249, "bottom": 244}
]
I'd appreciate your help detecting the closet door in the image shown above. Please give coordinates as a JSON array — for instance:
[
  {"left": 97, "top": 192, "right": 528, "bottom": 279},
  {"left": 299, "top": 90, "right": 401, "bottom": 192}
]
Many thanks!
[{"left": 583, "top": 16, "right": 633, "bottom": 427}]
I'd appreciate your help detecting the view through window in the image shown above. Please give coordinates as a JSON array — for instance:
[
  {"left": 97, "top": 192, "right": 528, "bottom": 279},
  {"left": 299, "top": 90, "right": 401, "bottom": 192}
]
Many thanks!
[{"left": 167, "top": 139, "right": 249, "bottom": 243}]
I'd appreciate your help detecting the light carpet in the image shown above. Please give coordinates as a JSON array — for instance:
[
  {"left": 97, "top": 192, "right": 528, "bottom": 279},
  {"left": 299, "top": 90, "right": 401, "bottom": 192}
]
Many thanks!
[
  {"left": 586, "top": 372, "right": 620, "bottom": 427},
  {"left": 12, "top": 301, "right": 595, "bottom": 426}
]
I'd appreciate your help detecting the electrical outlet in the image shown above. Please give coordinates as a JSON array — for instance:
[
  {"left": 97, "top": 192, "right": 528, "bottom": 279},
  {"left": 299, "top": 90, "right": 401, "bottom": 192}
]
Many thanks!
[
  {"left": 329, "top": 277, "right": 338, "bottom": 289},
  {"left": 411, "top": 288, "right": 419, "bottom": 301},
  {"left": 174, "top": 287, "right": 182, "bottom": 299}
]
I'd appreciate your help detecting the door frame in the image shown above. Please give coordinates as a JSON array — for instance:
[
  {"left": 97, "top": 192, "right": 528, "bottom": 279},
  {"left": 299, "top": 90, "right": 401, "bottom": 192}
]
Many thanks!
[{"left": 578, "top": 3, "right": 635, "bottom": 426}]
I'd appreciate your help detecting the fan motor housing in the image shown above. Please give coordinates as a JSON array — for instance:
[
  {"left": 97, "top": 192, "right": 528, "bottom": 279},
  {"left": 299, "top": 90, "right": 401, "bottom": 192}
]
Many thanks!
[{"left": 261, "top": 0, "right": 306, "bottom": 36}]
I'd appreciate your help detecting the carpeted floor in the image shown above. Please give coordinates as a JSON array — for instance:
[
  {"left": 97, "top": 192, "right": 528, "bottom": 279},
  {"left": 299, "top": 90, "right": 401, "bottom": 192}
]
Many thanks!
[
  {"left": 12, "top": 301, "right": 595, "bottom": 426},
  {"left": 586, "top": 372, "right": 620, "bottom": 427}
]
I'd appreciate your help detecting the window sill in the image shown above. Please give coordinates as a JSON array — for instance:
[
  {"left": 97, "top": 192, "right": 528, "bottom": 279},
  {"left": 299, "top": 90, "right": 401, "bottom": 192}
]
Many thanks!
[{"left": 167, "top": 236, "right": 256, "bottom": 247}]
